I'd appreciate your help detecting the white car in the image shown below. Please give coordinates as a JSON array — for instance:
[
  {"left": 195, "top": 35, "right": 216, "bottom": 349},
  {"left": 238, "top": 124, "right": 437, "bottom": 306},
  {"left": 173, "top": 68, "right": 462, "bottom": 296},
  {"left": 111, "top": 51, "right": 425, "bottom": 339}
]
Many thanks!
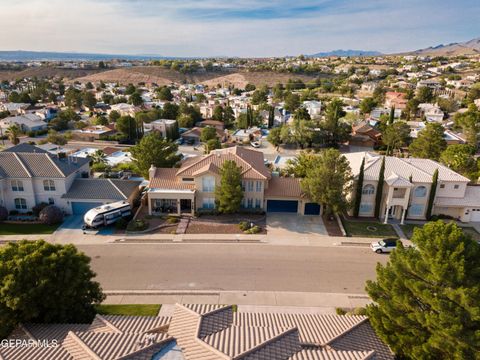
[
  {"left": 250, "top": 141, "right": 261, "bottom": 148},
  {"left": 370, "top": 238, "right": 399, "bottom": 254}
]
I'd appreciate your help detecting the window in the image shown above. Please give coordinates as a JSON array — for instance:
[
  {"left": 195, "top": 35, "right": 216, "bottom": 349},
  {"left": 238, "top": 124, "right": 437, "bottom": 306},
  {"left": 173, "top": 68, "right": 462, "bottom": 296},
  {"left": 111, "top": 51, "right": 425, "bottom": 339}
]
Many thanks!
[
  {"left": 454, "top": 184, "right": 459, "bottom": 189},
  {"left": 11, "top": 180, "right": 24, "bottom": 192},
  {"left": 414, "top": 186, "right": 427, "bottom": 198},
  {"left": 182, "top": 178, "right": 194, "bottom": 182},
  {"left": 43, "top": 180, "right": 56, "bottom": 191},
  {"left": 255, "top": 199, "right": 262, "bottom": 208},
  {"left": 359, "top": 203, "right": 373, "bottom": 214},
  {"left": 14, "top": 198, "right": 27, "bottom": 210},
  {"left": 256, "top": 181, "right": 262, "bottom": 192},
  {"left": 409, "top": 204, "right": 424, "bottom": 216},
  {"left": 247, "top": 198, "right": 253, "bottom": 208},
  {"left": 362, "top": 184, "right": 375, "bottom": 195},
  {"left": 440, "top": 184, "right": 445, "bottom": 189},
  {"left": 241, "top": 181, "right": 246, "bottom": 191},
  {"left": 202, "top": 176, "right": 215, "bottom": 192},
  {"left": 48, "top": 198, "right": 55, "bottom": 205},
  {"left": 202, "top": 198, "right": 215, "bottom": 209},
  {"left": 247, "top": 181, "right": 254, "bottom": 192}
]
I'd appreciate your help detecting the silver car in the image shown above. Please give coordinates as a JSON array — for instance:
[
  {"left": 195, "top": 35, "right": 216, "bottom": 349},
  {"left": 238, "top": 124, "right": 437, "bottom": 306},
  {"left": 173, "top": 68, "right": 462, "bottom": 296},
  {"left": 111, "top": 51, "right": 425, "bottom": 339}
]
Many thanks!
[{"left": 371, "top": 238, "right": 399, "bottom": 254}]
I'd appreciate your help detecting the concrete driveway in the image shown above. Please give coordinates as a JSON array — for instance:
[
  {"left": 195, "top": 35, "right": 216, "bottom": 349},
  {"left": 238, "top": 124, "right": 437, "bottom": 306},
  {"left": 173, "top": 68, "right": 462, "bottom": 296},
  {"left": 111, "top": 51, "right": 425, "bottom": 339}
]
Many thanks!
[
  {"left": 267, "top": 214, "right": 328, "bottom": 241},
  {"left": 54, "top": 215, "right": 85, "bottom": 239}
]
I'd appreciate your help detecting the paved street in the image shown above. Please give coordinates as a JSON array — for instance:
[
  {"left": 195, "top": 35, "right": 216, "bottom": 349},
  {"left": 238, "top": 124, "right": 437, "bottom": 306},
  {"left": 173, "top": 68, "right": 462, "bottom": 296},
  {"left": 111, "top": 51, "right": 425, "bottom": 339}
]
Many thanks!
[{"left": 78, "top": 243, "right": 387, "bottom": 294}]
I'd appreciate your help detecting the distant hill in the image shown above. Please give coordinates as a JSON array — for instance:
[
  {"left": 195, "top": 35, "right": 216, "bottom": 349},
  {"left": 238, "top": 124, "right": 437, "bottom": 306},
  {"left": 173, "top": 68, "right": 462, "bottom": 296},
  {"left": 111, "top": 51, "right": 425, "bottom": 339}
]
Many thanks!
[
  {"left": 308, "top": 49, "right": 382, "bottom": 57},
  {"left": 405, "top": 37, "right": 480, "bottom": 56},
  {"left": 0, "top": 50, "right": 168, "bottom": 61}
]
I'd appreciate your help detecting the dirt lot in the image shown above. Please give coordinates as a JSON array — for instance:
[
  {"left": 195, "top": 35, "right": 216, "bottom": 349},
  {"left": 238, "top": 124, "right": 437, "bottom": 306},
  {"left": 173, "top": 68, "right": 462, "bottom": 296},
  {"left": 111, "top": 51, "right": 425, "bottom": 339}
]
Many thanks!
[{"left": 186, "top": 214, "right": 266, "bottom": 234}]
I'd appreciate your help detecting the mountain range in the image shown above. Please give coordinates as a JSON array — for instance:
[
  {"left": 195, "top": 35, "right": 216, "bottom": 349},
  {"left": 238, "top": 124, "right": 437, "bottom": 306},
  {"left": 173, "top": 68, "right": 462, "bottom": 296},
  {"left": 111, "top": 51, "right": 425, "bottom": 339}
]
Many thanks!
[
  {"left": 308, "top": 49, "right": 383, "bottom": 57},
  {"left": 405, "top": 37, "right": 480, "bottom": 56}
]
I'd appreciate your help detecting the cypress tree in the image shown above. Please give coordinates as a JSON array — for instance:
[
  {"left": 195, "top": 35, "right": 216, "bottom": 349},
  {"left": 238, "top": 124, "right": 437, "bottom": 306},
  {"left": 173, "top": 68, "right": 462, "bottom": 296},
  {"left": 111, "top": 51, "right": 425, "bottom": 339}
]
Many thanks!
[
  {"left": 374, "top": 156, "right": 385, "bottom": 219},
  {"left": 426, "top": 168, "right": 438, "bottom": 220},
  {"left": 268, "top": 106, "right": 274, "bottom": 128},
  {"left": 388, "top": 105, "right": 395, "bottom": 125},
  {"left": 353, "top": 157, "right": 365, "bottom": 218}
]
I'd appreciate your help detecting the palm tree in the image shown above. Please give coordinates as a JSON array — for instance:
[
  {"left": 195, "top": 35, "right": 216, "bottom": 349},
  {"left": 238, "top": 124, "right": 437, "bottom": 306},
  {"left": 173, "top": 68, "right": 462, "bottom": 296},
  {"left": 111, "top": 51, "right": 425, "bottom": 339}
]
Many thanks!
[
  {"left": 90, "top": 150, "right": 107, "bottom": 165},
  {"left": 6, "top": 124, "right": 21, "bottom": 145}
]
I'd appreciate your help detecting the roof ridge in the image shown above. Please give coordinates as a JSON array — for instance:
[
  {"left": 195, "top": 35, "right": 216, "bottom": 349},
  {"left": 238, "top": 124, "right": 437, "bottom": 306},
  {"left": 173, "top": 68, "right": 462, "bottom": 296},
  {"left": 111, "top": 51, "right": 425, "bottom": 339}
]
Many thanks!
[
  {"left": 65, "top": 331, "right": 102, "bottom": 360},
  {"left": 19, "top": 324, "right": 37, "bottom": 341},
  {"left": 177, "top": 153, "right": 213, "bottom": 176},
  {"left": 94, "top": 314, "right": 123, "bottom": 334},
  {"left": 233, "top": 327, "right": 299, "bottom": 360},
  {"left": 325, "top": 316, "right": 369, "bottom": 346},
  {"left": 108, "top": 179, "right": 128, "bottom": 199},
  {"left": 12, "top": 153, "right": 32, "bottom": 178},
  {"left": 115, "top": 335, "right": 174, "bottom": 360},
  {"left": 45, "top": 153, "right": 66, "bottom": 177}
]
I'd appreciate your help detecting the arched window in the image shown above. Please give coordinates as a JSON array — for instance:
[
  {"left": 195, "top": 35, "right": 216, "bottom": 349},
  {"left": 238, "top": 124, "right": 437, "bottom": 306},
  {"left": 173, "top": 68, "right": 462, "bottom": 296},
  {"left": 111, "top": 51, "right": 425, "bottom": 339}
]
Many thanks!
[
  {"left": 362, "top": 184, "right": 375, "bottom": 195},
  {"left": 14, "top": 198, "right": 27, "bottom": 210},
  {"left": 43, "top": 180, "right": 56, "bottom": 191},
  {"left": 414, "top": 186, "right": 427, "bottom": 198}
]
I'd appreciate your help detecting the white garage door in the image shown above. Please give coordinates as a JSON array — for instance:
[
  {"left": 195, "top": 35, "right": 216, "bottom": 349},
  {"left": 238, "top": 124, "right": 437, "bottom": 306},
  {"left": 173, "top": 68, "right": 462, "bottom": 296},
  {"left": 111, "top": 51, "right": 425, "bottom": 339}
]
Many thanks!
[{"left": 470, "top": 208, "right": 480, "bottom": 222}]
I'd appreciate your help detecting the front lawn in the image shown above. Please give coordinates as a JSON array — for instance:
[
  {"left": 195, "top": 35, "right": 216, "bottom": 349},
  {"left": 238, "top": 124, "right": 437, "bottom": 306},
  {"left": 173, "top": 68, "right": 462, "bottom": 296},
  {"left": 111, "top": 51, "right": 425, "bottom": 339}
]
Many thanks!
[
  {"left": 342, "top": 219, "right": 397, "bottom": 238},
  {"left": 401, "top": 223, "right": 480, "bottom": 242},
  {"left": 0, "top": 223, "right": 59, "bottom": 235},
  {"left": 95, "top": 304, "right": 161, "bottom": 316}
]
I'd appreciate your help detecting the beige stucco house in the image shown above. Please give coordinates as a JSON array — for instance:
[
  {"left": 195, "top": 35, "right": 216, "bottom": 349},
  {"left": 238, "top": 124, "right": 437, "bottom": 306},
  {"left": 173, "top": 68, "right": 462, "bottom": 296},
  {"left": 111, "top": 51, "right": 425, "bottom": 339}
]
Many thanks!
[
  {"left": 345, "top": 152, "right": 478, "bottom": 223},
  {"left": 147, "top": 146, "right": 321, "bottom": 216}
]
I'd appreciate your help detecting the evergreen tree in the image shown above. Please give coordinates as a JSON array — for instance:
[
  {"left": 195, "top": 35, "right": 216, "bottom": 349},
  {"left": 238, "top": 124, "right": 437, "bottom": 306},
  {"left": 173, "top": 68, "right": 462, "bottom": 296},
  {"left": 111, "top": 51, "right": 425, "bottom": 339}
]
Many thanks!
[
  {"left": 426, "top": 168, "right": 438, "bottom": 220},
  {"left": 353, "top": 157, "right": 365, "bottom": 218},
  {"left": 388, "top": 105, "right": 395, "bottom": 125},
  {"left": 374, "top": 157, "right": 385, "bottom": 218},
  {"left": 215, "top": 160, "right": 244, "bottom": 213},
  {"left": 268, "top": 106, "right": 275, "bottom": 128},
  {"left": 366, "top": 221, "right": 480, "bottom": 359},
  {"left": 409, "top": 122, "right": 447, "bottom": 161}
]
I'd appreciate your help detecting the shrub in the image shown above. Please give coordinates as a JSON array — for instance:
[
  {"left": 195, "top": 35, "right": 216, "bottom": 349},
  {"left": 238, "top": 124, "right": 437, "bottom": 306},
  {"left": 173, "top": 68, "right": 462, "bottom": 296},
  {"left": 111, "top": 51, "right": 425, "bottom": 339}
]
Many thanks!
[
  {"left": 350, "top": 307, "right": 367, "bottom": 316},
  {"left": 167, "top": 216, "right": 180, "bottom": 224},
  {"left": 9, "top": 210, "right": 19, "bottom": 216},
  {"left": 245, "top": 225, "right": 261, "bottom": 234},
  {"left": 39, "top": 205, "right": 64, "bottom": 225},
  {"left": 239, "top": 221, "right": 251, "bottom": 231},
  {"left": 0, "top": 206, "right": 8, "bottom": 221},
  {"left": 127, "top": 219, "right": 149, "bottom": 232},
  {"left": 32, "top": 202, "right": 49, "bottom": 217},
  {"left": 336, "top": 308, "right": 347, "bottom": 315},
  {"left": 115, "top": 218, "right": 128, "bottom": 230}
]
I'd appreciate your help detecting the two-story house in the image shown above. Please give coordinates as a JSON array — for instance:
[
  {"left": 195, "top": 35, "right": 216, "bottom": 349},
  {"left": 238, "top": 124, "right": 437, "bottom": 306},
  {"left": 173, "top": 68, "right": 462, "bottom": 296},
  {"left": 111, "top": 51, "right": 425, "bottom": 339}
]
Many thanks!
[
  {"left": 147, "top": 146, "right": 321, "bottom": 216},
  {"left": 0, "top": 144, "right": 141, "bottom": 216},
  {"left": 345, "top": 152, "right": 477, "bottom": 223}
]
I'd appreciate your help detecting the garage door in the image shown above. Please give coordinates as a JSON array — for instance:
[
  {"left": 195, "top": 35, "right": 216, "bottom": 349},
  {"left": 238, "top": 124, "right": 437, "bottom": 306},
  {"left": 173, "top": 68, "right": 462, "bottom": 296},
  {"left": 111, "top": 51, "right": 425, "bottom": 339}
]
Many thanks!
[
  {"left": 266, "top": 200, "right": 298, "bottom": 213},
  {"left": 72, "top": 202, "right": 103, "bottom": 215},
  {"left": 471, "top": 208, "right": 480, "bottom": 222},
  {"left": 304, "top": 203, "right": 321, "bottom": 215}
]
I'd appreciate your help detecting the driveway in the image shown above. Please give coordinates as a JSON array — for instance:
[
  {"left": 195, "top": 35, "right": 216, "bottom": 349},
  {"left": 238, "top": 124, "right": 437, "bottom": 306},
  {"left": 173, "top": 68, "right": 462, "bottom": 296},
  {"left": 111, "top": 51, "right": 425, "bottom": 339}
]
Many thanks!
[
  {"left": 267, "top": 214, "right": 328, "bottom": 240},
  {"left": 54, "top": 215, "right": 85, "bottom": 239}
]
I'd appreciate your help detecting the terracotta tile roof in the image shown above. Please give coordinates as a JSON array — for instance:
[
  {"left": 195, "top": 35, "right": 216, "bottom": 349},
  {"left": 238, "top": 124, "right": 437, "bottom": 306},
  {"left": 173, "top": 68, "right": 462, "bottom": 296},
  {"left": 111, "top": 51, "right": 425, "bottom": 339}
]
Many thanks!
[
  {"left": 265, "top": 177, "right": 303, "bottom": 198},
  {"left": 290, "top": 349, "right": 374, "bottom": 360},
  {"left": 149, "top": 168, "right": 196, "bottom": 190},
  {"left": 176, "top": 146, "right": 270, "bottom": 181}
]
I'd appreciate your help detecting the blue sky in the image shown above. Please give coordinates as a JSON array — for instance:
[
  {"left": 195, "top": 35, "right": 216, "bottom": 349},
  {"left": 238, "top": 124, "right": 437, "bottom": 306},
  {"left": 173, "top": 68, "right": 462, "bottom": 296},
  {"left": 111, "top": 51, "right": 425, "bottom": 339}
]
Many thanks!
[{"left": 0, "top": 0, "right": 478, "bottom": 57}]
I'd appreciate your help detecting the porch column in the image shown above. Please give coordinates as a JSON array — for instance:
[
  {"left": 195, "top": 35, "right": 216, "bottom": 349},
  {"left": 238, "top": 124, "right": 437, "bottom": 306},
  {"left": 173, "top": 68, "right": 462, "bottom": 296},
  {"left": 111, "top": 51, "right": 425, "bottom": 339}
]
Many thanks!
[
  {"left": 384, "top": 205, "right": 390, "bottom": 224},
  {"left": 400, "top": 208, "right": 407, "bottom": 225},
  {"left": 148, "top": 197, "right": 152, "bottom": 215},
  {"left": 177, "top": 199, "right": 181, "bottom": 215}
]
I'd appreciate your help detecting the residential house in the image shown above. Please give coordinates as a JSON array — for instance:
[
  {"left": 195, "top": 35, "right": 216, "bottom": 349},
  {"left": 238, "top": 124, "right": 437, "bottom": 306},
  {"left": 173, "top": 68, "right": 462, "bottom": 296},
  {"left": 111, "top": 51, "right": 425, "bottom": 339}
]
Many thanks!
[
  {"left": 384, "top": 92, "right": 407, "bottom": 110},
  {"left": 0, "top": 102, "right": 30, "bottom": 115},
  {"left": 72, "top": 125, "right": 116, "bottom": 141},
  {"left": 197, "top": 119, "right": 225, "bottom": 131},
  {"left": 147, "top": 146, "right": 322, "bottom": 216},
  {"left": 302, "top": 100, "right": 322, "bottom": 118},
  {"left": 143, "top": 119, "right": 178, "bottom": 138},
  {"left": 350, "top": 121, "right": 382, "bottom": 147},
  {"left": 345, "top": 152, "right": 479, "bottom": 223},
  {"left": 370, "top": 107, "right": 402, "bottom": 120},
  {"left": 418, "top": 103, "right": 444, "bottom": 122},
  {"left": 0, "top": 144, "right": 140, "bottom": 216},
  {"left": 181, "top": 127, "right": 227, "bottom": 144},
  {"left": 0, "top": 114, "right": 47, "bottom": 132},
  {"left": 2, "top": 303, "right": 393, "bottom": 360}
]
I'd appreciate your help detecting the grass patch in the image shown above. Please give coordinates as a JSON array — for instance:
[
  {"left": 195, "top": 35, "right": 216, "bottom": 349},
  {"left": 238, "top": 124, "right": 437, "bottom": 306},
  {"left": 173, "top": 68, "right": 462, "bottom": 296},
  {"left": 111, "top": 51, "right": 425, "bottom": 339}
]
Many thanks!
[
  {"left": 95, "top": 304, "right": 161, "bottom": 316},
  {"left": 342, "top": 219, "right": 397, "bottom": 238},
  {"left": 0, "top": 223, "right": 59, "bottom": 235},
  {"left": 401, "top": 223, "right": 480, "bottom": 242}
]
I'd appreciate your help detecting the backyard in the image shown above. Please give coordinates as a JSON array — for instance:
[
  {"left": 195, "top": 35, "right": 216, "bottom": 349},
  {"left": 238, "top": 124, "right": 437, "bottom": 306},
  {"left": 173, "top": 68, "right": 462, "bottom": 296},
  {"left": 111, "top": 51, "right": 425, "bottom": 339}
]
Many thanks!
[
  {"left": 0, "top": 223, "right": 60, "bottom": 235},
  {"left": 342, "top": 218, "right": 397, "bottom": 238}
]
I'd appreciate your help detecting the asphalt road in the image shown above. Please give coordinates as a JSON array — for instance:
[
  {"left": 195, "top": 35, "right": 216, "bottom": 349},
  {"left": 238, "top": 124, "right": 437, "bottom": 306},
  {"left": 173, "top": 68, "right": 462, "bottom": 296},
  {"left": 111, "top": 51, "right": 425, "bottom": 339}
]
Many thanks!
[{"left": 78, "top": 244, "right": 388, "bottom": 294}]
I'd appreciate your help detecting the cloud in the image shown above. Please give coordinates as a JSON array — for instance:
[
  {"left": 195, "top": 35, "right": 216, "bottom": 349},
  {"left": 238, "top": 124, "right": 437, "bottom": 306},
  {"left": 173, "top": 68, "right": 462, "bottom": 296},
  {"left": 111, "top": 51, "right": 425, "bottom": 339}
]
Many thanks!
[{"left": 0, "top": 0, "right": 477, "bottom": 56}]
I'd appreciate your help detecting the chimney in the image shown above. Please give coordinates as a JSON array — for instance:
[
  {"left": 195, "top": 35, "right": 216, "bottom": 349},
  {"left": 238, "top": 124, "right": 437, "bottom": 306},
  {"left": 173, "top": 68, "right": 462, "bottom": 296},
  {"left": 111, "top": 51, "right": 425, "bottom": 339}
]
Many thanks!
[{"left": 148, "top": 164, "right": 157, "bottom": 181}]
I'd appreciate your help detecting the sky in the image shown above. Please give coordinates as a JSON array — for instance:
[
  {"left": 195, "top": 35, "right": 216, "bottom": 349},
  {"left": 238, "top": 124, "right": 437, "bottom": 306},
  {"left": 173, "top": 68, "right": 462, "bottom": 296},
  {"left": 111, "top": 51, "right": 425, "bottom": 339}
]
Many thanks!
[{"left": 0, "top": 0, "right": 478, "bottom": 57}]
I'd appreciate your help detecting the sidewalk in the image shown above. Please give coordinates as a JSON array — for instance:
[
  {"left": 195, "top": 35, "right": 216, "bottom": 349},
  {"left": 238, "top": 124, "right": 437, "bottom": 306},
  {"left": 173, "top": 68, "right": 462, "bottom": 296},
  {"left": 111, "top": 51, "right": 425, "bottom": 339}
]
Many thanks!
[{"left": 103, "top": 290, "right": 372, "bottom": 311}]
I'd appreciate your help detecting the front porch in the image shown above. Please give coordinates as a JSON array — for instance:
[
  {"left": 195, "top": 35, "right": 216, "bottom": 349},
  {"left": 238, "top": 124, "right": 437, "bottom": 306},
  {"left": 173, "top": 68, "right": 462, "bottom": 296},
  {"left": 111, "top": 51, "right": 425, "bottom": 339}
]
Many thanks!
[{"left": 148, "top": 189, "right": 196, "bottom": 216}]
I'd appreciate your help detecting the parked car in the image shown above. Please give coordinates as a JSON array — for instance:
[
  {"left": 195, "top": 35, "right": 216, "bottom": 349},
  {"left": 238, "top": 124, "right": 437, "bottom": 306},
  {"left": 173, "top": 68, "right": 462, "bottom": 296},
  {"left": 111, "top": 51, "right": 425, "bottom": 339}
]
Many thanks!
[
  {"left": 250, "top": 141, "right": 261, "bottom": 148},
  {"left": 370, "top": 238, "right": 399, "bottom": 254}
]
